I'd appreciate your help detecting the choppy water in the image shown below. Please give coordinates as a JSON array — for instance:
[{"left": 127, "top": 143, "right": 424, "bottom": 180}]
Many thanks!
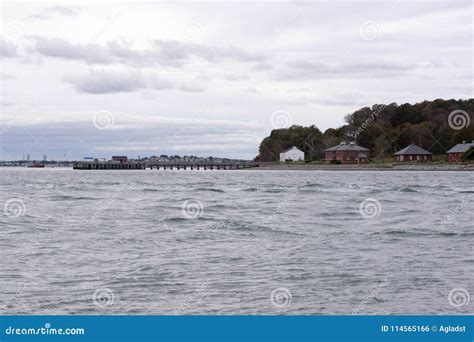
[{"left": 0, "top": 168, "right": 472, "bottom": 315}]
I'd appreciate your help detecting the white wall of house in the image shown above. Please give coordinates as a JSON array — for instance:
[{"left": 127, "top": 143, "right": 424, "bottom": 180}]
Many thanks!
[{"left": 280, "top": 147, "right": 304, "bottom": 161}]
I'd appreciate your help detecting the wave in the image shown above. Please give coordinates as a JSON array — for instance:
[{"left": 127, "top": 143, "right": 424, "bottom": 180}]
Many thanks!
[
  {"left": 49, "top": 195, "right": 101, "bottom": 201},
  {"left": 193, "top": 187, "right": 225, "bottom": 193},
  {"left": 239, "top": 187, "right": 286, "bottom": 193},
  {"left": 399, "top": 187, "right": 418, "bottom": 193},
  {"left": 438, "top": 232, "right": 458, "bottom": 237},
  {"left": 263, "top": 189, "right": 286, "bottom": 193},
  {"left": 301, "top": 183, "right": 323, "bottom": 188},
  {"left": 206, "top": 204, "right": 231, "bottom": 210},
  {"left": 163, "top": 217, "right": 189, "bottom": 223},
  {"left": 379, "top": 229, "right": 458, "bottom": 237},
  {"left": 188, "top": 181, "right": 215, "bottom": 186},
  {"left": 240, "top": 187, "right": 259, "bottom": 192},
  {"left": 214, "top": 220, "right": 307, "bottom": 237}
]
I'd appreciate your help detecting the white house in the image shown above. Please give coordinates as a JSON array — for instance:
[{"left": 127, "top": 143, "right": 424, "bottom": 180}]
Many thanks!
[{"left": 279, "top": 146, "right": 304, "bottom": 162}]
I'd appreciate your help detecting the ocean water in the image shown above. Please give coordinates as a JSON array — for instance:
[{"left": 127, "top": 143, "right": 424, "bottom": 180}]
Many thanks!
[{"left": 0, "top": 168, "right": 472, "bottom": 315}]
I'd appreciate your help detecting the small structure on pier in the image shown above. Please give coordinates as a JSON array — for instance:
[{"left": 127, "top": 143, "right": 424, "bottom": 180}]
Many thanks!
[
  {"left": 111, "top": 156, "right": 128, "bottom": 164},
  {"left": 393, "top": 144, "right": 432, "bottom": 162},
  {"left": 322, "top": 141, "right": 369, "bottom": 164},
  {"left": 446, "top": 141, "right": 474, "bottom": 163},
  {"left": 279, "top": 146, "right": 304, "bottom": 162}
]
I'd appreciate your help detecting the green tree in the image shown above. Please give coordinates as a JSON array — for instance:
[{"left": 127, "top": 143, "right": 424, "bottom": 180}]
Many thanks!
[{"left": 255, "top": 99, "right": 474, "bottom": 160}]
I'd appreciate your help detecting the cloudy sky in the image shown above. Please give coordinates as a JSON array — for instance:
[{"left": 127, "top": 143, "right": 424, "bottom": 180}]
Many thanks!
[{"left": 0, "top": 0, "right": 472, "bottom": 160}]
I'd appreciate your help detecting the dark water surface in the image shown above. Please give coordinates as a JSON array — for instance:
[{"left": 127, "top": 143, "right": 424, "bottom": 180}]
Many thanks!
[{"left": 0, "top": 168, "right": 472, "bottom": 314}]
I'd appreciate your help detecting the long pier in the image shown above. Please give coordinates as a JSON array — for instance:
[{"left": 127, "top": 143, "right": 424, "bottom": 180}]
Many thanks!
[
  {"left": 146, "top": 161, "right": 259, "bottom": 170},
  {"left": 73, "top": 161, "right": 145, "bottom": 170},
  {"left": 73, "top": 161, "right": 259, "bottom": 170}
]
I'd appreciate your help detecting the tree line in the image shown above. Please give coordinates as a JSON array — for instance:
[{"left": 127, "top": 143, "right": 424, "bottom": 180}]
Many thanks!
[{"left": 255, "top": 99, "right": 474, "bottom": 161}]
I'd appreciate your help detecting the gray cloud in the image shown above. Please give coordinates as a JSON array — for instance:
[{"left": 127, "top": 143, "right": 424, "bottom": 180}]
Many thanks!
[
  {"left": 32, "top": 37, "right": 110, "bottom": 63},
  {"left": 279, "top": 97, "right": 356, "bottom": 107},
  {"left": 278, "top": 60, "right": 439, "bottom": 80},
  {"left": 151, "top": 40, "right": 265, "bottom": 65},
  {"left": 0, "top": 39, "right": 18, "bottom": 58},
  {"left": 63, "top": 70, "right": 146, "bottom": 94},
  {"left": 1, "top": 72, "right": 16, "bottom": 80},
  {"left": 1, "top": 1, "right": 471, "bottom": 160},
  {"left": 63, "top": 69, "right": 204, "bottom": 94},
  {"left": 251, "top": 62, "right": 273, "bottom": 72},
  {"left": 29, "top": 5, "right": 80, "bottom": 20},
  {"left": 278, "top": 94, "right": 371, "bottom": 107},
  {"left": 29, "top": 37, "right": 265, "bottom": 67}
]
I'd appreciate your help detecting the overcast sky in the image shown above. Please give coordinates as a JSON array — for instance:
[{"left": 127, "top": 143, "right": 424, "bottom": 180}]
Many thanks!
[{"left": 0, "top": 0, "right": 472, "bottom": 160}]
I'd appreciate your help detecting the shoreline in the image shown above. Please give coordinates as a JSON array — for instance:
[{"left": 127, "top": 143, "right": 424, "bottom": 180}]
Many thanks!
[
  {"left": 251, "top": 163, "right": 474, "bottom": 171},
  {"left": 1, "top": 164, "right": 473, "bottom": 171}
]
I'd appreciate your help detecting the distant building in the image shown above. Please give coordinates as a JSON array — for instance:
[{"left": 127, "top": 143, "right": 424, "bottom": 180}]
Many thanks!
[
  {"left": 111, "top": 156, "right": 128, "bottom": 164},
  {"left": 280, "top": 146, "right": 304, "bottom": 162},
  {"left": 323, "top": 141, "right": 369, "bottom": 163},
  {"left": 393, "top": 144, "right": 432, "bottom": 162},
  {"left": 446, "top": 141, "right": 474, "bottom": 163}
]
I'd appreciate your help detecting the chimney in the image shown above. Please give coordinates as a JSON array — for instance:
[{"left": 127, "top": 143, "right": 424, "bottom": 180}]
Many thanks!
[
  {"left": 462, "top": 140, "right": 466, "bottom": 144},
  {"left": 349, "top": 141, "right": 355, "bottom": 145}
]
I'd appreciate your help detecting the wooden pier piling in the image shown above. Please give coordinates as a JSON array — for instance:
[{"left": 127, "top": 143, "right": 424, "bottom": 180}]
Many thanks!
[{"left": 73, "top": 160, "right": 259, "bottom": 170}]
